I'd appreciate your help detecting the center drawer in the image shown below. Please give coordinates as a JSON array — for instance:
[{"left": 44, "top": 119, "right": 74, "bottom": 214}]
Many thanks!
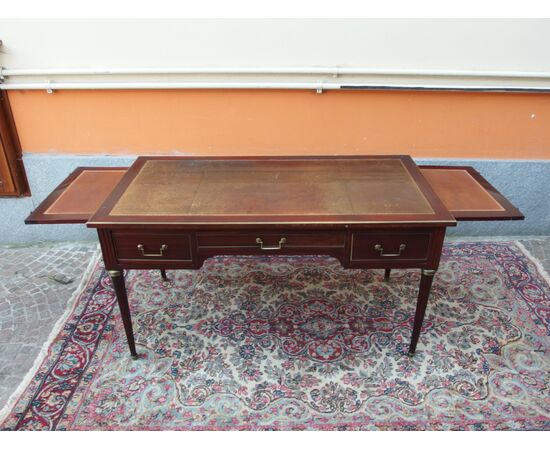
[{"left": 197, "top": 231, "right": 346, "bottom": 250}]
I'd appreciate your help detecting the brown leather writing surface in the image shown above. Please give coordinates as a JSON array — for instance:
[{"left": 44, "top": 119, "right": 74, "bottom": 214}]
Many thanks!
[
  {"left": 46, "top": 170, "right": 127, "bottom": 215},
  {"left": 25, "top": 167, "right": 127, "bottom": 224},
  {"left": 110, "top": 158, "right": 435, "bottom": 217},
  {"left": 420, "top": 166, "right": 523, "bottom": 221},
  {"left": 421, "top": 168, "right": 504, "bottom": 212}
]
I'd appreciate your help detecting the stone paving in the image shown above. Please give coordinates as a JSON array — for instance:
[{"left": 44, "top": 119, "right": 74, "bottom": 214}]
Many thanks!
[
  {"left": 0, "top": 237, "right": 549, "bottom": 411},
  {"left": 0, "top": 241, "right": 98, "bottom": 408},
  {"left": 519, "top": 237, "right": 550, "bottom": 272}
]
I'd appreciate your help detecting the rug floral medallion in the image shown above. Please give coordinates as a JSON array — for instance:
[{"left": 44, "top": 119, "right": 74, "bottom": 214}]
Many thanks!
[{"left": 2, "top": 242, "right": 549, "bottom": 430}]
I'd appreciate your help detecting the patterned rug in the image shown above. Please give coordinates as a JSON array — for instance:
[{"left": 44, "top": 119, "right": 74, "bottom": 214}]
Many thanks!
[{"left": 1, "top": 242, "right": 549, "bottom": 430}]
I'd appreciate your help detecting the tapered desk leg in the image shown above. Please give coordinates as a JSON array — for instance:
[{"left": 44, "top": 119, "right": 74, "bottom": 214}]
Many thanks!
[
  {"left": 160, "top": 269, "right": 168, "bottom": 281},
  {"left": 384, "top": 268, "right": 391, "bottom": 281},
  {"left": 408, "top": 269, "right": 436, "bottom": 356},
  {"left": 108, "top": 270, "right": 139, "bottom": 359}
]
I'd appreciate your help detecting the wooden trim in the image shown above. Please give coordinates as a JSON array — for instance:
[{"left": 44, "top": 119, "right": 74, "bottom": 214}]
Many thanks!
[{"left": 0, "top": 90, "right": 30, "bottom": 196}]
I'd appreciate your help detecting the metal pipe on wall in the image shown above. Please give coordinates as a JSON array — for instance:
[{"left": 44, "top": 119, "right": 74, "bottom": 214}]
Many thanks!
[
  {"left": 1, "top": 82, "right": 549, "bottom": 92},
  {"left": 2, "top": 66, "right": 550, "bottom": 92}
]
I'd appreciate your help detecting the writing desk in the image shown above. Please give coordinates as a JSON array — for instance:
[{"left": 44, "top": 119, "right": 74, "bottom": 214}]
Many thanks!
[{"left": 26, "top": 156, "right": 523, "bottom": 359}]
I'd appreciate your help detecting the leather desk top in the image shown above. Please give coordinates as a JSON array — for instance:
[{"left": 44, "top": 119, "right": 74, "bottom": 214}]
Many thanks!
[{"left": 87, "top": 156, "right": 456, "bottom": 227}]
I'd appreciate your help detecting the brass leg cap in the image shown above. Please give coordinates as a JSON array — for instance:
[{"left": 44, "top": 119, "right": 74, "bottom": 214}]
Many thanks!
[
  {"left": 131, "top": 354, "right": 140, "bottom": 360},
  {"left": 407, "top": 351, "right": 415, "bottom": 357}
]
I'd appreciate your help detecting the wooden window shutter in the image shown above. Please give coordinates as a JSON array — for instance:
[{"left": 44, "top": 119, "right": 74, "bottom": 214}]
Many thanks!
[{"left": 0, "top": 90, "right": 30, "bottom": 196}]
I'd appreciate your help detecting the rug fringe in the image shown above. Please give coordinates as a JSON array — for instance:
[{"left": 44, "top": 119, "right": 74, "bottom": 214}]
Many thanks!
[
  {"left": 0, "top": 244, "right": 102, "bottom": 425},
  {"left": 515, "top": 241, "right": 550, "bottom": 287}
]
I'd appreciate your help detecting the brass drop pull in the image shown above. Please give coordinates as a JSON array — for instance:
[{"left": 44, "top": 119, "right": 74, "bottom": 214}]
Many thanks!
[
  {"left": 256, "top": 237, "right": 286, "bottom": 250},
  {"left": 374, "top": 243, "right": 406, "bottom": 257},
  {"left": 137, "top": 244, "right": 168, "bottom": 257}
]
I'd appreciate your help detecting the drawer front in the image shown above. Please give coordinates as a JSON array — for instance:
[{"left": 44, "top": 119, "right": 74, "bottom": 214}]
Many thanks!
[
  {"left": 350, "top": 231, "right": 432, "bottom": 264},
  {"left": 197, "top": 231, "right": 346, "bottom": 250},
  {"left": 112, "top": 231, "right": 193, "bottom": 263},
  {"left": 196, "top": 230, "right": 348, "bottom": 267}
]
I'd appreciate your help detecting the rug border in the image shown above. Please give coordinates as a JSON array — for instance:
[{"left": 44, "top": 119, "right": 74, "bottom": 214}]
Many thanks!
[{"left": 0, "top": 244, "right": 102, "bottom": 424}]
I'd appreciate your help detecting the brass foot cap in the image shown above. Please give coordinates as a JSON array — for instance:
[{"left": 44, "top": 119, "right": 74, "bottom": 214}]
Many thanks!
[
  {"left": 131, "top": 354, "right": 140, "bottom": 360},
  {"left": 407, "top": 351, "right": 415, "bottom": 357}
]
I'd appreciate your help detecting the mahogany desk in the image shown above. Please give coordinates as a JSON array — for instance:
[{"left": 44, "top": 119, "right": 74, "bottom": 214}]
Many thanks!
[{"left": 26, "top": 156, "right": 523, "bottom": 359}]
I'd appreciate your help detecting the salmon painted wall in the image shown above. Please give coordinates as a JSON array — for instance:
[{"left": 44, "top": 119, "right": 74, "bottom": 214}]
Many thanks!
[{"left": 8, "top": 89, "right": 550, "bottom": 159}]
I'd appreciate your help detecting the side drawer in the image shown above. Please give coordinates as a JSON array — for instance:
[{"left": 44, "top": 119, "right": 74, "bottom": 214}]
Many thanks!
[
  {"left": 112, "top": 231, "right": 194, "bottom": 264},
  {"left": 350, "top": 230, "right": 432, "bottom": 264}
]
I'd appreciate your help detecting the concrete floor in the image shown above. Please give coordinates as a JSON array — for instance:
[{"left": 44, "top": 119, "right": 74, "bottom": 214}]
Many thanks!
[{"left": 0, "top": 237, "right": 549, "bottom": 411}]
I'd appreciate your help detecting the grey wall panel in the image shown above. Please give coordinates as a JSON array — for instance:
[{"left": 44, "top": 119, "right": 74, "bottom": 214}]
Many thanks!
[
  {"left": 0, "top": 154, "right": 547, "bottom": 244},
  {"left": 1, "top": 154, "right": 135, "bottom": 245}
]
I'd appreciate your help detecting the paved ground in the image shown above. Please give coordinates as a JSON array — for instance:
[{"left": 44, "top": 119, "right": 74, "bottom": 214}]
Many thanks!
[
  {"left": 0, "top": 241, "right": 98, "bottom": 409},
  {"left": 0, "top": 237, "right": 549, "bottom": 411},
  {"left": 518, "top": 237, "right": 550, "bottom": 272}
]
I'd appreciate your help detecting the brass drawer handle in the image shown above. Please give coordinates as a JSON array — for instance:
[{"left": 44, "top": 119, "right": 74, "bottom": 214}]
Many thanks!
[
  {"left": 137, "top": 244, "right": 168, "bottom": 257},
  {"left": 256, "top": 237, "right": 286, "bottom": 250},
  {"left": 374, "top": 243, "right": 406, "bottom": 257}
]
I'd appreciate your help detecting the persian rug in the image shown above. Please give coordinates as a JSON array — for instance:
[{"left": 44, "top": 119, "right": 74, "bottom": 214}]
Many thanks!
[{"left": 1, "top": 242, "right": 549, "bottom": 430}]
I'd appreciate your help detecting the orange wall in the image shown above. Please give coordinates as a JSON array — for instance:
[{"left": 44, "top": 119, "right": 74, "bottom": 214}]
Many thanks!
[{"left": 7, "top": 89, "right": 550, "bottom": 159}]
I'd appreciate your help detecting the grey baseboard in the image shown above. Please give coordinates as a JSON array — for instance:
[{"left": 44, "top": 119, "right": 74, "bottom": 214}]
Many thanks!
[{"left": 0, "top": 154, "right": 548, "bottom": 244}]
